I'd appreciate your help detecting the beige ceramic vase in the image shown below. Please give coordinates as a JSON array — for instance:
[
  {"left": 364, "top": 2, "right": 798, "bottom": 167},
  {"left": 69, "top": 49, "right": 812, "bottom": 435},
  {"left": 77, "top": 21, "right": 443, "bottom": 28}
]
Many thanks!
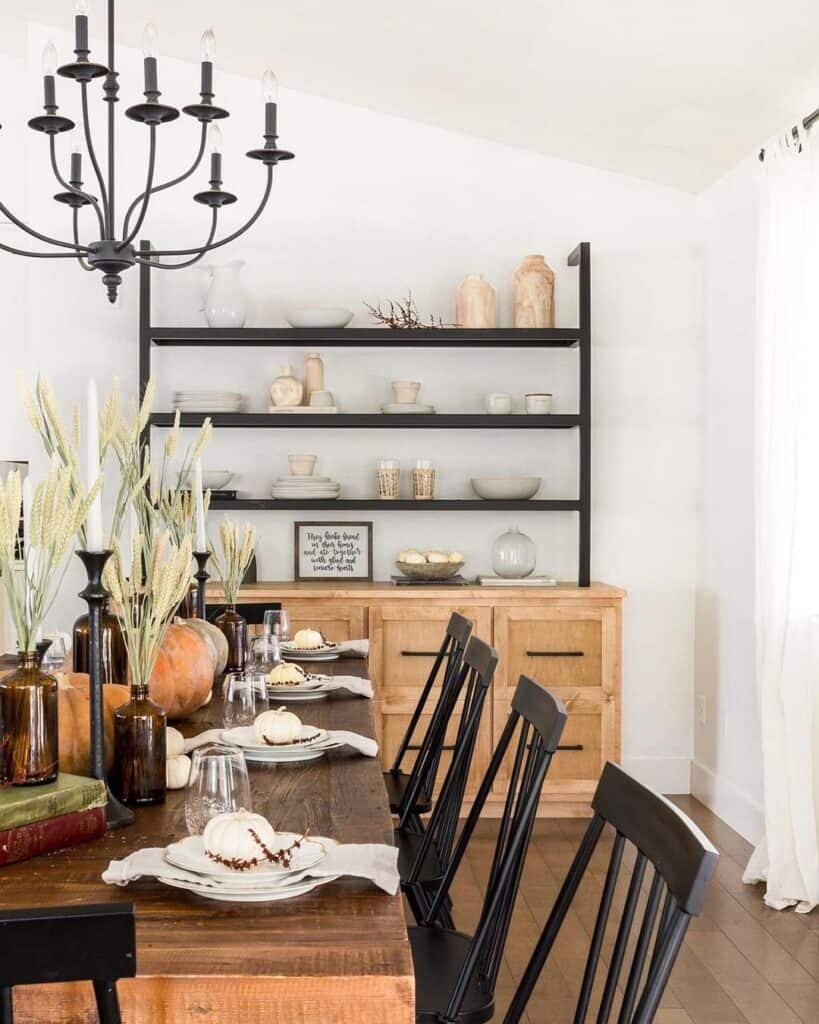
[
  {"left": 455, "top": 274, "right": 497, "bottom": 328},
  {"left": 513, "top": 255, "right": 555, "bottom": 328},
  {"left": 303, "top": 353, "right": 325, "bottom": 406},
  {"left": 270, "top": 365, "right": 304, "bottom": 407}
]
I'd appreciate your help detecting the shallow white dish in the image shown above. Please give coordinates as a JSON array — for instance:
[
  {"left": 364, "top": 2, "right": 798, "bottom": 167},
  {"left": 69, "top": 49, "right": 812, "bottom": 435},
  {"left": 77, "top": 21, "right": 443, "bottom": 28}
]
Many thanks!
[
  {"left": 285, "top": 307, "right": 354, "bottom": 329},
  {"left": 381, "top": 403, "right": 435, "bottom": 415},
  {"left": 157, "top": 873, "right": 338, "bottom": 902},
  {"left": 222, "top": 725, "right": 328, "bottom": 753},
  {"left": 470, "top": 476, "right": 542, "bottom": 501},
  {"left": 282, "top": 650, "right": 341, "bottom": 663},
  {"left": 166, "top": 832, "right": 329, "bottom": 879},
  {"left": 186, "top": 469, "right": 233, "bottom": 490},
  {"left": 281, "top": 640, "right": 337, "bottom": 654},
  {"left": 267, "top": 689, "right": 329, "bottom": 702}
]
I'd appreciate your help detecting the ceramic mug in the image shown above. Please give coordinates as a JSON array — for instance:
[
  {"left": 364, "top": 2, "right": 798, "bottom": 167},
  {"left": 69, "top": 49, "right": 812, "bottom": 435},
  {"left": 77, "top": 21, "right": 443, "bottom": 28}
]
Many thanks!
[
  {"left": 309, "top": 390, "right": 335, "bottom": 408},
  {"left": 525, "top": 393, "right": 552, "bottom": 414},
  {"left": 485, "top": 392, "right": 512, "bottom": 415}
]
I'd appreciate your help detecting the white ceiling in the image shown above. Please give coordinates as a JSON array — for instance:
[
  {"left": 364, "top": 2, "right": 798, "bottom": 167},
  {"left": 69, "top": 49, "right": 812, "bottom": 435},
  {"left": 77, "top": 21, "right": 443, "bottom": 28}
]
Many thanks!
[{"left": 24, "top": 0, "right": 819, "bottom": 191}]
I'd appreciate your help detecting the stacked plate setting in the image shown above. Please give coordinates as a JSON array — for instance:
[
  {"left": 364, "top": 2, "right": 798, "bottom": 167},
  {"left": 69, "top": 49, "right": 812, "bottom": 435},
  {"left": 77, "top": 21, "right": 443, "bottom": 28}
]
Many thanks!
[
  {"left": 160, "top": 832, "right": 339, "bottom": 902},
  {"left": 280, "top": 641, "right": 340, "bottom": 663},
  {"left": 267, "top": 672, "right": 332, "bottom": 701},
  {"left": 173, "top": 390, "right": 243, "bottom": 413},
  {"left": 221, "top": 724, "right": 332, "bottom": 763},
  {"left": 271, "top": 475, "right": 341, "bottom": 500}
]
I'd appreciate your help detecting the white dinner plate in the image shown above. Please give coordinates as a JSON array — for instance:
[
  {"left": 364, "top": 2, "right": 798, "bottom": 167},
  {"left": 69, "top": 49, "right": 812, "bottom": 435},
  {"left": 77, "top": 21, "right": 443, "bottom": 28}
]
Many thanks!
[
  {"left": 242, "top": 746, "right": 327, "bottom": 764},
  {"left": 221, "top": 725, "right": 328, "bottom": 753},
  {"left": 267, "top": 689, "right": 329, "bottom": 702},
  {"left": 165, "top": 832, "right": 329, "bottom": 880},
  {"left": 282, "top": 651, "right": 341, "bottom": 663},
  {"left": 157, "top": 873, "right": 339, "bottom": 902}
]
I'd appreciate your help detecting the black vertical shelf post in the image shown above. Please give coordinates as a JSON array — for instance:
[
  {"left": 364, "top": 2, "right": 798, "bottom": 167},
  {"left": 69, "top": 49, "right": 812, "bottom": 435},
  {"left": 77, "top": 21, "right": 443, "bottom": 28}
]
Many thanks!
[{"left": 137, "top": 240, "right": 592, "bottom": 586}]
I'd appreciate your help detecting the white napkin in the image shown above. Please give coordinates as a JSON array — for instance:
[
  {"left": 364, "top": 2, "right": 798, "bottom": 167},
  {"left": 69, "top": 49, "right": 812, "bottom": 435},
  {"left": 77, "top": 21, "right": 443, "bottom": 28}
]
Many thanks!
[
  {"left": 310, "top": 675, "right": 373, "bottom": 698},
  {"left": 102, "top": 843, "right": 399, "bottom": 894},
  {"left": 335, "top": 639, "right": 369, "bottom": 657},
  {"left": 183, "top": 729, "right": 224, "bottom": 754}
]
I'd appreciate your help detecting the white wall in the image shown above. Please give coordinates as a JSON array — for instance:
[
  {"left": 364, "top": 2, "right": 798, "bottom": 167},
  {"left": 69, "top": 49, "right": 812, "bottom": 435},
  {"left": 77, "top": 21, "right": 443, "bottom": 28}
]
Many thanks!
[
  {"left": 693, "top": 158, "right": 763, "bottom": 841},
  {"left": 0, "top": 18, "right": 703, "bottom": 792}
]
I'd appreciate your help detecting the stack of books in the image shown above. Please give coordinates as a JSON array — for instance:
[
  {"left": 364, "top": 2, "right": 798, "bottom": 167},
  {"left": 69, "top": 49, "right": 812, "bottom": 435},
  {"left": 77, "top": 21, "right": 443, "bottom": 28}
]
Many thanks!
[{"left": 0, "top": 773, "right": 106, "bottom": 866}]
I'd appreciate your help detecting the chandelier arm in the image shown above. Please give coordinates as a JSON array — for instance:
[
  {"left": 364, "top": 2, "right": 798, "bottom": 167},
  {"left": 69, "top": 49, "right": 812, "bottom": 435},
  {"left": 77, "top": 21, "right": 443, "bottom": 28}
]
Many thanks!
[
  {"left": 119, "top": 126, "right": 157, "bottom": 250},
  {"left": 80, "top": 82, "right": 111, "bottom": 236},
  {"left": 48, "top": 136, "right": 106, "bottom": 238},
  {"left": 0, "top": 198, "right": 93, "bottom": 251},
  {"left": 122, "top": 122, "right": 207, "bottom": 240},
  {"left": 72, "top": 209, "right": 95, "bottom": 271},
  {"left": 0, "top": 240, "right": 86, "bottom": 258},
  {"left": 149, "top": 165, "right": 273, "bottom": 256},
  {"left": 134, "top": 210, "right": 219, "bottom": 269}
]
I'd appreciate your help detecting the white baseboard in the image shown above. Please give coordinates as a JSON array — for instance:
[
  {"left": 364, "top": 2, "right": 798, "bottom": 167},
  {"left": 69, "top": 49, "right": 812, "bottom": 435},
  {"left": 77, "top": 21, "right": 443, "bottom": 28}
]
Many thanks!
[
  {"left": 620, "top": 756, "right": 691, "bottom": 795},
  {"left": 690, "top": 760, "right": 764, "bottom": 843}
]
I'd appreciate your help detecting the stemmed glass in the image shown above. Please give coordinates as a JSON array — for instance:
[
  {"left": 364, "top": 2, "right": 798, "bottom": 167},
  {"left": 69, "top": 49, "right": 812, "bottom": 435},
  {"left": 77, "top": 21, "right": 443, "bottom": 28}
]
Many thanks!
[
  {"left": 184, "top": 744, "right": 252, "bottom": 835},
  {"left": 223, "top": 672, "right": 268, "bottom": 729},
  {"left": 263, "top": 608, "right": 291, "bottom": 642}
]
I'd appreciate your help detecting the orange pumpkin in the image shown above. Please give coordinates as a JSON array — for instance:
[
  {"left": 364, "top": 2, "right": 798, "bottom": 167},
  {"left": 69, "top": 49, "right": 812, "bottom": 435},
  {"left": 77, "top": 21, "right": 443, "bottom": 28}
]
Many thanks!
[
  {"left": 148, "top": 622, "right": 214, "bottom": 719},
  {"left": 57, "top": 672, "right": 131, "bottom": 775}
]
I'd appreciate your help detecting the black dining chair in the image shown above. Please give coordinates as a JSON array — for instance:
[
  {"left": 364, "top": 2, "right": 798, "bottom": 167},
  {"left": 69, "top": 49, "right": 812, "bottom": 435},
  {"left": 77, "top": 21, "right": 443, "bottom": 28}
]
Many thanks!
[
  {"left": 408, "top": 675, "right": 567, "bottom": 1022},
  {"left": 503, "top": 762, "right": 719, "bottom": 1024},
  {"left": 0, "top": 903, "right": 136, "bottom": 1024},
  {"left": 384, "top": 611, "right": 473, "bottom": 831},
  {"left": 397, "top": 635, "right": 498, "bottom": 926}
]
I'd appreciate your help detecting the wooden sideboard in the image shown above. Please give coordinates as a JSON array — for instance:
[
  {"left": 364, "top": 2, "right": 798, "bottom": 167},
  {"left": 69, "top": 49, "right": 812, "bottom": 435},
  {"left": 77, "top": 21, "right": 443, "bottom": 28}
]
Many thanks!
[{"left": 224, "top": 581, "right": 625, "bottom": 818}]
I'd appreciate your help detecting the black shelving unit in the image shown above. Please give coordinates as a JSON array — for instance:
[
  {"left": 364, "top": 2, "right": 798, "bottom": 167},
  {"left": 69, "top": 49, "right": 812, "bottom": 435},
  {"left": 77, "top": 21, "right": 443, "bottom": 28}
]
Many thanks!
[{"left": 139, "top": 240, "right": 592, "bottom": 585}]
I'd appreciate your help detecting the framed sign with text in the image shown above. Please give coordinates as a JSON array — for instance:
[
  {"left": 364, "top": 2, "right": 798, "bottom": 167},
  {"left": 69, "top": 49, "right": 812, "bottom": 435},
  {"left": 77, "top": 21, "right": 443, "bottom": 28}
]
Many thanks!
[{"left": 294, "top": 521, "right": 373, "bottom": 581}]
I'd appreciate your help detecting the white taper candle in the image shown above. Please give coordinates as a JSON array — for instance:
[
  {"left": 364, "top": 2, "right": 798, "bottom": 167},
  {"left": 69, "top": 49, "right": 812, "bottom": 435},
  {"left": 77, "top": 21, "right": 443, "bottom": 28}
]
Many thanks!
[
  {"left": 85, "top": 379, "right": 104, "bottom": 551},
  {"left": 193, "top": 458, "right": 207, "bottom": 551}
]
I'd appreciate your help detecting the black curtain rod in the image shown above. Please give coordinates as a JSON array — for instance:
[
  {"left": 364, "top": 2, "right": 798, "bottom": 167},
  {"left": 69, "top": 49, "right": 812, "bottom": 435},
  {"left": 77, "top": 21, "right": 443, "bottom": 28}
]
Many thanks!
[{"left": 759, "top": 106, "right": 819, "bottom": 161}]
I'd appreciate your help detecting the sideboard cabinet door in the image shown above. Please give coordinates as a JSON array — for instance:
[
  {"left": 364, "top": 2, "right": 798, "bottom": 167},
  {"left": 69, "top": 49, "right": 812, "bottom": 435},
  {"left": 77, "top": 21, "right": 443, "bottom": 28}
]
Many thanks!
[{"left": 261, "top": 601, "right": 368, "bottom": 644}]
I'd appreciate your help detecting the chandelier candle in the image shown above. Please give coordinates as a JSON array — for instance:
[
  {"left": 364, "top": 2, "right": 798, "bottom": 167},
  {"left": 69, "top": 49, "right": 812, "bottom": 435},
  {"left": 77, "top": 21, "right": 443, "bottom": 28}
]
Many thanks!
[{"left": 0, "top": 0, "right": 295, "bottom": 303}]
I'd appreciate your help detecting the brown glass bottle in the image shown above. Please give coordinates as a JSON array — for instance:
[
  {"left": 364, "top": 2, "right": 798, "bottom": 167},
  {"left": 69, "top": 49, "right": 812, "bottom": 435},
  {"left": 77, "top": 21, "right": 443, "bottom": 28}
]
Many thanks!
[
  {"left": 110, "top": 684, "right": 166, "bottom": 805},
  {"left": 72, "top": 598, "right": 128, "bottom": 685},
  {"left": 0, "top": 651, "right": 58, "bottom": 786},
  {"left": 215, "top": 605, "right": 247, "bottom": 672}
]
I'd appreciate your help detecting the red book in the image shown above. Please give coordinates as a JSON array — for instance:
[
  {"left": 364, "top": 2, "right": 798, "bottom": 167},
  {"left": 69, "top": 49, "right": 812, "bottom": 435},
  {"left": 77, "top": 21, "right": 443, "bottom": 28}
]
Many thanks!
[{"left": 0, "top": 806, "right": 105, "bottom": 866}]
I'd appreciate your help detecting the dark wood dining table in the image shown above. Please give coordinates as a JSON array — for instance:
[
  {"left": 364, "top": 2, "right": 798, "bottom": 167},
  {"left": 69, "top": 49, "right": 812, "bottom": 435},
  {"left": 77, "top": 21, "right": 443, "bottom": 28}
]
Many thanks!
[{"left": 0, "top": 657, "right": 414, "bottom": 1024}]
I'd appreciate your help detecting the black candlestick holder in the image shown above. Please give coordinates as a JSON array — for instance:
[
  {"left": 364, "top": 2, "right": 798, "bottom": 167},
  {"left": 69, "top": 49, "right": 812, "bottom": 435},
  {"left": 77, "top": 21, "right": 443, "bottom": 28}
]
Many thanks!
[
  {"left": 193, "top": 551, "right": 210, "bottom": 620},
  {"left": 77, "top": 549, "right": 135, "bottom": 830}
]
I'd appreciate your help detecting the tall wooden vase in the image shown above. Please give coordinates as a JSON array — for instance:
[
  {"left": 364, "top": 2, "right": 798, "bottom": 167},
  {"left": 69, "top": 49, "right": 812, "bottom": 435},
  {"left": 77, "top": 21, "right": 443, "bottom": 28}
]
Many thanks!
[
  {"left": 513, "top": 255, "right": 555, "bottom": 328},
  {"left": 455, "top": 275, "right": 497, "bottom": 328}
]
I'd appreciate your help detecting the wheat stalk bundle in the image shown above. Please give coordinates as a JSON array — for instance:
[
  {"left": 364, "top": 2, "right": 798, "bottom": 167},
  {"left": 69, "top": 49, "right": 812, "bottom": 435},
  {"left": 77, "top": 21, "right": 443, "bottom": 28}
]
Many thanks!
[{"left": 210, "top": 518, "right": 256, "bottom": 605}]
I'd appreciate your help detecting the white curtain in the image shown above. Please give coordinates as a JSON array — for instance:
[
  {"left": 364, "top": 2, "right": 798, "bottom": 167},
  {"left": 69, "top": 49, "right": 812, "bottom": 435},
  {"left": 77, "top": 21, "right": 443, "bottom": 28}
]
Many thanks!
[{"left": 743, "top": 126, "right": 819, "bottom": 912}]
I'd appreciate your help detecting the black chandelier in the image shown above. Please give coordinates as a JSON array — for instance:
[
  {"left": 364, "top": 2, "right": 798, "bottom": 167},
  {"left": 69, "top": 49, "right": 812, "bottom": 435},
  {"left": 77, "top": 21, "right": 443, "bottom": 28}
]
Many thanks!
[{"left": 2, "top": 0, "right": 293, "bottom": 303}]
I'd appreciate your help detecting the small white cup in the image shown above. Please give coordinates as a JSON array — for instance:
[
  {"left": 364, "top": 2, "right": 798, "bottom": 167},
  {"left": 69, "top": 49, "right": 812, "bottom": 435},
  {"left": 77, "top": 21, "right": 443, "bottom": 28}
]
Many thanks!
[
  {"left": 288, "top": 453, "right": 317, "bottom": 476},
  {"left": 485, "top": 392, "right": 512, "bottom": 415},
  {"left": 309, "top": 390, "right": 334, "bottom": 408},
  {"left": 525, "top": 393, "right": 553, "bottom": 414},
  {"left": 391, "top": 380, "right": 421, "bottom": 404}
]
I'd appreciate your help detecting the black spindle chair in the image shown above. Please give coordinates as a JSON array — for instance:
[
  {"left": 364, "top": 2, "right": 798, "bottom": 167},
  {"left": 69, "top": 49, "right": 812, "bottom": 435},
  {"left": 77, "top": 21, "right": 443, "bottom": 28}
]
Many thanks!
[
  {"left": 0, "top": 903, "right": 136, "bottom": 1024},
  {"left": 503, "top": 762, "right": 719, "bottom": 1024},
  {"left": 384, "top": 611, "right": 473, "bottom": 831},
  {"left": 398, "top": 635, "right": 498, "bottom": 926},
  {"left": 409, "top": 675, "right": 567, "bottom": 1022}
]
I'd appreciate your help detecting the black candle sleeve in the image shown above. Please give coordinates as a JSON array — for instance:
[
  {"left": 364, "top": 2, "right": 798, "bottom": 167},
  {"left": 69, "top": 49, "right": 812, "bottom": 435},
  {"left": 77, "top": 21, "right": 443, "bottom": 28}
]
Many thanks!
[
  {"left": 144, "top": 55, "right": 158, "bottom": 96},
  {"left": 75, "top": 14, "right": 89, "bottom": 55},
  {"left": 265, "top": 101, "right": 277, "bottom": 139}
]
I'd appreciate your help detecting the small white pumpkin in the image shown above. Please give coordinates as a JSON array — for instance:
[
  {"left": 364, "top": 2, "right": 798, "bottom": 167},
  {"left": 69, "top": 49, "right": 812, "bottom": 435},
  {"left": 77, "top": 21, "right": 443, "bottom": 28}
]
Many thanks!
[
  {"left": 292, "top": 627, "right": 325, "bottom": 650},
  {"left": 400, "top": 550, "right": 426, "bottom": 564},
  {"left": 425, "top": 550, "right": 450, "bottom": 564},
  {"left": 166, "top": 726, "right": 185, "bottom": 758},
  {"left": 203, "top": 809, "right": 278, "bottom": 867},
  {"left": 269, "top": 662, "right": 307, "bottom": 686},
  {"left": 398, "top": 547, "right": 423, "bottom": 562},
  {"left": 166, "top": 753, "right": 191, "bottom": 789},
  {"left": 449, "top": 550, "right": 465, "bottom": 563},
  {"left": 255, "top": 706, "right": 303, "bottom": 745}
]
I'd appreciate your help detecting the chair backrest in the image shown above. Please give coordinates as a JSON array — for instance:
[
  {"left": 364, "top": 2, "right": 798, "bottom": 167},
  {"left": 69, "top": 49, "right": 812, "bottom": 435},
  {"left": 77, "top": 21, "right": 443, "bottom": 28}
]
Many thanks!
[
  {"left": 391, "top": 611, "right": 473, "bottom": 816},
  {"left": 421, "top": 676, "right": 568, "bottom": 1022},
  {"left": 0, "top": 903, "right": 136, "bottom": 1024},
  {"left": 503, "top": 762, "right": 720, "bottom": 1024}
]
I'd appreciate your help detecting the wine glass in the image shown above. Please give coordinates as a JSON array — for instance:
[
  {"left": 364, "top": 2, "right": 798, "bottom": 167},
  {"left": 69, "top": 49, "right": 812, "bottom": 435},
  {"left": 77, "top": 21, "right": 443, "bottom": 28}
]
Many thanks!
[
  {"left": 184, "top": 744, "right": 252, "bottom": 835},
  {"left": 246, "top": 633, "right": 282, "bottom": 673},
  {"left": 223, "top": 673, "right": 266, "bottom": 729},
  {"left": 41, "top": 633, "right": 68, "bottom": 671},
  {"left": 263, "top": 608, "right": 291, "bottom": 642}
]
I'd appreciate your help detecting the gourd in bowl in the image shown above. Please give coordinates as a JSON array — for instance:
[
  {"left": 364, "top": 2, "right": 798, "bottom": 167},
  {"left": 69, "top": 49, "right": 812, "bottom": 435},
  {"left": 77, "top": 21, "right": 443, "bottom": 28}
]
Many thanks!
[{"left": 395, "top": 547, "right": 465, "bottom": 580}]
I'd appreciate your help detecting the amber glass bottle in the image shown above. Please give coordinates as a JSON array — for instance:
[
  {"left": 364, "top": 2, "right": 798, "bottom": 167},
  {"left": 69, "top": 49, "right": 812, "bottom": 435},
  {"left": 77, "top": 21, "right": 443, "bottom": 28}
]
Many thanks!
[
  {"left": 0, "top": 651, "right": 58, "bottom": 785},
  {"left": 110, "top": 684, "right": 166, "bottom": 805},
  {"left": 72, "top": 598, "right": 128, "bottom": 684},
  {"left": 215, "top": 605, "right": 247, "bottom": 672}
]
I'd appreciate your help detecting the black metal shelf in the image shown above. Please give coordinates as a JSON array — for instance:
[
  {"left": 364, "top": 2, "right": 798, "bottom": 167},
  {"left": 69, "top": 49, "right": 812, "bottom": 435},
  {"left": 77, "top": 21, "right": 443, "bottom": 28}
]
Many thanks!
[
  {"left": 145, "top": 326, "right": 580, "bottom": 348},
  {"left": 209, "top": 498, "right": 581, "bottom": 512},
  {"left": 149, "top": 412, "right": 581, "bottom": 430},
  {"left": 138, "top": 239, "right": 592, "bottom": 585}
]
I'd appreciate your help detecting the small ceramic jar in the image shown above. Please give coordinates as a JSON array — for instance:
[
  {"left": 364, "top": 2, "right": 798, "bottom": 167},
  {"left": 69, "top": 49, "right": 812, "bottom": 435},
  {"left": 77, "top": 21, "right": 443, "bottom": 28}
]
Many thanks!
[
  {"left": 525, "top": 393, "right": 553, "bottom": 414},
  {"left": 485, "top": 392, "right": 513, "bottom": 415},
  {"left": 288, "top": 454, "right": 317, "bottom": 476},
  {"left": 391, "top": 380, "right": 421, "bottom": 404}
]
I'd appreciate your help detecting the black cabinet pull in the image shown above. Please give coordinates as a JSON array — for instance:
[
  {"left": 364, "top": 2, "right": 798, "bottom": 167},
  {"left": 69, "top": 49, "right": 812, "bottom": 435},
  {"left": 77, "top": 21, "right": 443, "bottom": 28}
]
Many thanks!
[
  {"left": 557, "top": 743, "right": 584, "bottom": 752},
  {"left": 526, "top": 650, "right": 584, "bottom": 658},
  {"left": 401, "top": 650, "right": 441, "bottom": 657}
]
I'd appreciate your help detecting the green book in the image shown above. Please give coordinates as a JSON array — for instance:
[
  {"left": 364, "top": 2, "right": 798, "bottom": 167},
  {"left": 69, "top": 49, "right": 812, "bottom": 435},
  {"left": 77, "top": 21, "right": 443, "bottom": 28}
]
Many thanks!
[{"left": 0, "top": 774, "right": 106, "bottom": 831}]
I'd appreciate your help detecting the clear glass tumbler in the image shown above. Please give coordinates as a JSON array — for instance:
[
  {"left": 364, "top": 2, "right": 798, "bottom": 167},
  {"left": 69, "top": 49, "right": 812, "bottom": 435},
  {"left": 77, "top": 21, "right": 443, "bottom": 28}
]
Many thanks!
[
  {"left": 184, "top": 744, "right": 252, "bottom": 835},
  {"left": 223, "top": 672, "right": 267, "bottom": 729},
  {"left": 263, "top": 608, "right": 291, "bottom": 642}
]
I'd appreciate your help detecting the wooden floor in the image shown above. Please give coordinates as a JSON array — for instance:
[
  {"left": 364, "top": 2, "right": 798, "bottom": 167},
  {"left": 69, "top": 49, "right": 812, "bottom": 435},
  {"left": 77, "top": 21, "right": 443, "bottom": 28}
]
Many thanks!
[{"left": 415, "top": 798, "right": 819, "bottom": 1024}]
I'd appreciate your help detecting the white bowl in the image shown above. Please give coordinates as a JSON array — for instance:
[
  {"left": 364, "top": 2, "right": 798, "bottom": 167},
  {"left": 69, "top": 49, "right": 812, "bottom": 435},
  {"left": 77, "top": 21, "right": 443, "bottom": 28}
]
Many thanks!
[
  {"left": 188, "top": 470, "right": 234, "bottom": 490},
  {"left": 285, "top": 307, "right": 354, "bottom": 329},
  {"left": 288, "top": 454, "right": 318, "bottom": 476},
  {"left": 470, "top": 476, "right": 542, "bottom": 501}
]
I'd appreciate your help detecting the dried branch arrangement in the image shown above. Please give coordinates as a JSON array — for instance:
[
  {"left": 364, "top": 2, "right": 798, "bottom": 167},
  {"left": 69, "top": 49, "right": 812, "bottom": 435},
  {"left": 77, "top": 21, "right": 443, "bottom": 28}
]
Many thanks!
[
  {"left": 103, "top": 531, "right": 194, "bottom": 690},
  {"left": 364, "top": 292, "right": 458, "bottom": 329},
  {"left": 210, "top": 518, "right": 257, "bottom": 605},
  {"left": 0, "top": 460, "right": 100, "bottom": 651}
]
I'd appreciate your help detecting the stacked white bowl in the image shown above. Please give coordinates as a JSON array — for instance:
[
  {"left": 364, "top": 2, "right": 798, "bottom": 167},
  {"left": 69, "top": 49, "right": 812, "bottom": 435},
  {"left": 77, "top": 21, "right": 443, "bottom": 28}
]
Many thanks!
[{"left": 271, "top": 454, "right": 341, "bottom": 500}]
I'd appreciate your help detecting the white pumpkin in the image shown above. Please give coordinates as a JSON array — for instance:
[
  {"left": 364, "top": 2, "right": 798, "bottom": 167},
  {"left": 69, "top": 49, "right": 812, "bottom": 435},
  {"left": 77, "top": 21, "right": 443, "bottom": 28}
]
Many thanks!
[
  {"left": 166, "top": 753, "right": 191, "bottom": 789},
  {"left": 400, "top": 550, "right": 426, "bottom": 564},
  {"left": 292, "top": 628, "right": 325, "bottom": 650},
  {"left": 255, "top": 706, "right": 302, "bottom": 745},
  {"left": 269, "top": 662, "right": 307, "bottom": 686},
  {"left": 425, "top": 550, "right": 450, "bottom": 564},
  {"left": 166, "top": 726, "right": 185, "bottom": 758},
  {"left": 203, "top": 809, "right": 278, "bottom": 866},
  {"left": 449, "top": 550, "right": 465, "bottom": 563}
]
